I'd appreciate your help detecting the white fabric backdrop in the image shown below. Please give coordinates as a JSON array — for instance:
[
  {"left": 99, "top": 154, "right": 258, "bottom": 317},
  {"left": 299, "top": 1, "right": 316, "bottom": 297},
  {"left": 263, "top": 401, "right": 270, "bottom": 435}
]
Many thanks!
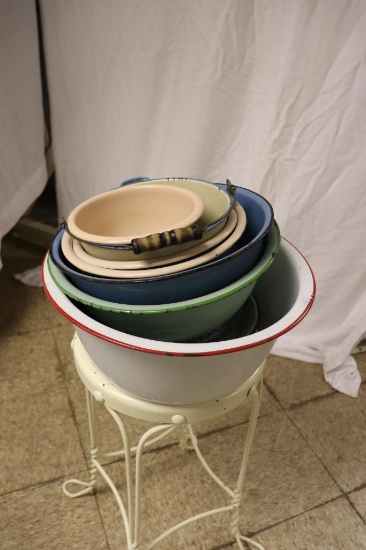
[
  {"left": 0, "top": 0, "right": 47, "bottom": 266},
  {"left": 40, "top": 0, "right": 366, "bottom": 397}
]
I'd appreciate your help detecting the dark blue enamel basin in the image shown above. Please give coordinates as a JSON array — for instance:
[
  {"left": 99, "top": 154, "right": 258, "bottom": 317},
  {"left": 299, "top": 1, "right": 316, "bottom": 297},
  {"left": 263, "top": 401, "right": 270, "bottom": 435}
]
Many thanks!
[{"left": 49, "top": 185, "right": 275, "bottom": 305}]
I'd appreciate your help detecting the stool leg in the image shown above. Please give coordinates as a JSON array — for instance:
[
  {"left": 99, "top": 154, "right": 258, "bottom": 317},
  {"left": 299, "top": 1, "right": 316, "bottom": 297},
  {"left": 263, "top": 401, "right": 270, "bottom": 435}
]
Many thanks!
[
  {"left": 179, "top": 425, "right": 195, "bottom": 451},
  {"left": 93, "top": 407, "right": 180, "bottom": 550},
  {"left": 180, "top": 379, "right": 265, "bottom": 550},
  {"left": 63, "top": 387, "right": 99, "bottom": 497},
  {"left": 63, "top": 350, "right": 265, "bottom": 549},
  {"left": 231, "top": 377, "right": 266, "bottom": 550}
]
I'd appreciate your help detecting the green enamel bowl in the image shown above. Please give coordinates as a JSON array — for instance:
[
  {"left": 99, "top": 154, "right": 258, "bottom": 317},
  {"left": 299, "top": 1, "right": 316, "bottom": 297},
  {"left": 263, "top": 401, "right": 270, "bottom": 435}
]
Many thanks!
[{"left": 47, "top": 222, "right": 280, "bottom": 342}]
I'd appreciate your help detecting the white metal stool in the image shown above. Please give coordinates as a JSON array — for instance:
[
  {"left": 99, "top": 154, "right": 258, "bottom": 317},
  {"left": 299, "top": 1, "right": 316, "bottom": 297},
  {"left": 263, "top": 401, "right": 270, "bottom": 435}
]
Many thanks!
[{"left": 64, "top": 334, "right": 266, "bottom": 550}]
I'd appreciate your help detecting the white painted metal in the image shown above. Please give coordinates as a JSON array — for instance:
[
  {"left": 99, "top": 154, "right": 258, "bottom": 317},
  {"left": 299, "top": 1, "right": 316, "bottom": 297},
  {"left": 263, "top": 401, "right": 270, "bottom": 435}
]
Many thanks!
[{"left": 63, "top": 334, "right": 266, "bottom": 549}]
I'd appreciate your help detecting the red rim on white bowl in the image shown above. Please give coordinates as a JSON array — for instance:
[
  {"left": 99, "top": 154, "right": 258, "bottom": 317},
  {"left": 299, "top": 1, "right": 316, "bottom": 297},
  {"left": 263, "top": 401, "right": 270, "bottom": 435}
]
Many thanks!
[{"left": 43, "top": 238, "right": 315, "bottom": 404}]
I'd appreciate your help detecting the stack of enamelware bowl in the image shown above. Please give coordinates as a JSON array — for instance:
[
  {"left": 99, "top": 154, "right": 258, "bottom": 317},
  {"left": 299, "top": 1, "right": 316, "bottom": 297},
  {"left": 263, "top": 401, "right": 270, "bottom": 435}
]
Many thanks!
[
  {"left": 43, "top": 176, "right": 315, "bottom": 405},
  {"left": 47, "top": 177, "right": 280, "bottom": 342}
]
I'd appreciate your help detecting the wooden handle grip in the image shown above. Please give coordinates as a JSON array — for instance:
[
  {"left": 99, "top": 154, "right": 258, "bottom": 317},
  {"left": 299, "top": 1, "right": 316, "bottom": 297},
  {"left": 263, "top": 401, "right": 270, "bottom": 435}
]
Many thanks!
[{"left": 131, "top": 224, "right": 202, "bottom": 254}]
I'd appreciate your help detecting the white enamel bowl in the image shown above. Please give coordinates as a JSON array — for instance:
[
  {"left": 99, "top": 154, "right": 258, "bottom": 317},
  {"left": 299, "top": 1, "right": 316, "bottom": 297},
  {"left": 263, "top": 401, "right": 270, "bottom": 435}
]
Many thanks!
[
  {"left": 66, "top": 183, "right": 204, "bottom": 249},
  {"left": 81, "top": 179, "right": 233, "bottom": 261},
  {"left": 43, "top": 238, "right": 315, "bottom": 405}
]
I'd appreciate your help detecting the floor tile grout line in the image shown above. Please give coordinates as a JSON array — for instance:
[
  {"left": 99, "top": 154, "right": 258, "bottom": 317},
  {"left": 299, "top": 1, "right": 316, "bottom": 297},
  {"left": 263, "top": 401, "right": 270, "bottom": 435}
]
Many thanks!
[
  {"left": 263, "top": 369, "right": 366, "bottom": 524},
  {"left": 49, "top": 329, "right": 96, "bottom": 479},
  {"left": 22, "top": 416, "right": 249, "bottom": 487},
  {"left": 344, "top": 493, "right": 366, "bottom": 526},
  {"left": 263, "top": 375, "right": 338, "bottom": 412},
  {"left": 211, "top": 539, "right": 244, "bottom": 549},
  {"left": 210, "top": 492, "right": 366, "bottom": 549},
  {"left": 253, "top": 388, "right": 366, "bottom": 530},
  {"left": 49, "top": 327, "right": 114, "bottom": 548},
  {"left": 285, "top": 389, "right": 340, "bottom": 411},
  {"left": 0, "top": 326, "right": 63, "bottom": 342},
  {"left": 282, "top": 405, "right": 358, "bottom": 510},
  {"left": 2, "top": 476, "right": 360, "bottom": 550},
  {"left": 343, "top": 479, "right": 366, "bottom": 525},
  {"left": 0, "top": 468, "right": 91, "bottom": 498},
  {"left": 347, "top": 480, "right": 366, "bottom": 494},
  {"left": 0, "top": 472, "right": 112, "bottom": 549},
  {"left": 262, "top": 377, "right": 285, "bottom": 409},
  {"left": 91, "top": 483, "right": 113, "bottom": 550},
  {"left": 231, "top": 493, "right": 353, "bottom": 548},
  {"left": 36, "top": 384, "right": 366, "bottom": 540}
]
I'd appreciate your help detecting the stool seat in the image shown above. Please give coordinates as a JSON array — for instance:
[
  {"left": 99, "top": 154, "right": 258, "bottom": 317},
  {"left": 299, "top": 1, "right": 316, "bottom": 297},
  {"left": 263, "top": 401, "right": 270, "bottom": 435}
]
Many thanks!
[{"left": 72, "top": 333, "right": 265, "bottom": 424}]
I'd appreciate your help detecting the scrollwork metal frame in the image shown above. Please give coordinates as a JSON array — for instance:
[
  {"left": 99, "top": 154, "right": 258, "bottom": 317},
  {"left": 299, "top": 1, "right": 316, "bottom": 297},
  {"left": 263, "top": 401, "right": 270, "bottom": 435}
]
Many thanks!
[{"left": 64, "top": 335, "right": 266, "bottom": 550}]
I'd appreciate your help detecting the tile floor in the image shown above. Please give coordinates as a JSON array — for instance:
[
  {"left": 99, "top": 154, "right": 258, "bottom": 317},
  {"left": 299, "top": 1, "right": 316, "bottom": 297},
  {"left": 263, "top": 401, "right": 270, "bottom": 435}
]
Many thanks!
[{"left": 1, "top": 234, "right": 366, "bottom": 550}]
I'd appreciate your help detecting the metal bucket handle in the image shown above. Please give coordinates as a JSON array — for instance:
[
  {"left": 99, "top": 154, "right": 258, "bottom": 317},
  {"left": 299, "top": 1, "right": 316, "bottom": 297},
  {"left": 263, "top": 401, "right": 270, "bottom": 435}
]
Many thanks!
[{"left": 62, "top": 178, "right": 236, "bottom": 255}]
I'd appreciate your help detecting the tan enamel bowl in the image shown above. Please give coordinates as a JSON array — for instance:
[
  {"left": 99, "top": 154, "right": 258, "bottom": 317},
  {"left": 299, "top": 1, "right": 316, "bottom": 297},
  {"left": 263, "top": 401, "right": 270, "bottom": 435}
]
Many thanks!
[
  {"left": 69, "top": 207, "right": 241, "bottom": 270},
  {"left": 61, "top": 204, "right": 246, "bottom": 278},
  {"left": 81, "top": 179, "right": 232, "bottom": 261},
  {"left": 66, "top": 183, "right": 204, "bottom": 247}
]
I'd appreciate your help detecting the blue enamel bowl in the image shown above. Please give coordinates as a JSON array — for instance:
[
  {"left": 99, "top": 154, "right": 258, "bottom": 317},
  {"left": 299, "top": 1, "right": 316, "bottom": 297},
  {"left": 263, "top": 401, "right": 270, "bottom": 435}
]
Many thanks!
[{"left": 49, "top": 185, "right": 275, "bottom": 305}]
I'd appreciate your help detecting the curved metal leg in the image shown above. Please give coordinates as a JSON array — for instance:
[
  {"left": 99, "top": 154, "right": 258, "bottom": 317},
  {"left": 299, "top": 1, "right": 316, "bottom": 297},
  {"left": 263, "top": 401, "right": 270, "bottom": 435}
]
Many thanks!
[
  {"left": 63, "top": 378, "right": 266, "bottom": 549},
  {"left": 173, "top": 379, "right": 265, "bottom": 549},
  {"left": 63, "top": 387, "right": 98, "bottom": 497},
  {"left": 232, "top": 378, "right": 265, "bottom": 550}
]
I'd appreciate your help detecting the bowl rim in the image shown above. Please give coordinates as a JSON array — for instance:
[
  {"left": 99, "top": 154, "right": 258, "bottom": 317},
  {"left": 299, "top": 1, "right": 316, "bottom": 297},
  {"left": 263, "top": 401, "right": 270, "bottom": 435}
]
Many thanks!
[
  {"left": 71, "top": 207, "right": 239, "bottom": 270},
  {"left": 66, "top": 183, "right": 204, "bottom": 244},
  {"left": 60, "top": 204, "right": 246, "bottom": 279},
  {"left": 42, "top": 237, "right": 316, "bottom": 357},
  {"left": 47, "top": 222, "right": 281, "bottom": 314},
  {"left": 51, "top": 186, "right": 274, "bottom": 284},
  {"left": 78, "top": 179, "right": 233, "bottom": 261},
  {"left": 189, "top": 295, "right": 259, "bottom": 343},
  {"left": 126, "top": 179, "right": 274, "bottom": 248}
]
